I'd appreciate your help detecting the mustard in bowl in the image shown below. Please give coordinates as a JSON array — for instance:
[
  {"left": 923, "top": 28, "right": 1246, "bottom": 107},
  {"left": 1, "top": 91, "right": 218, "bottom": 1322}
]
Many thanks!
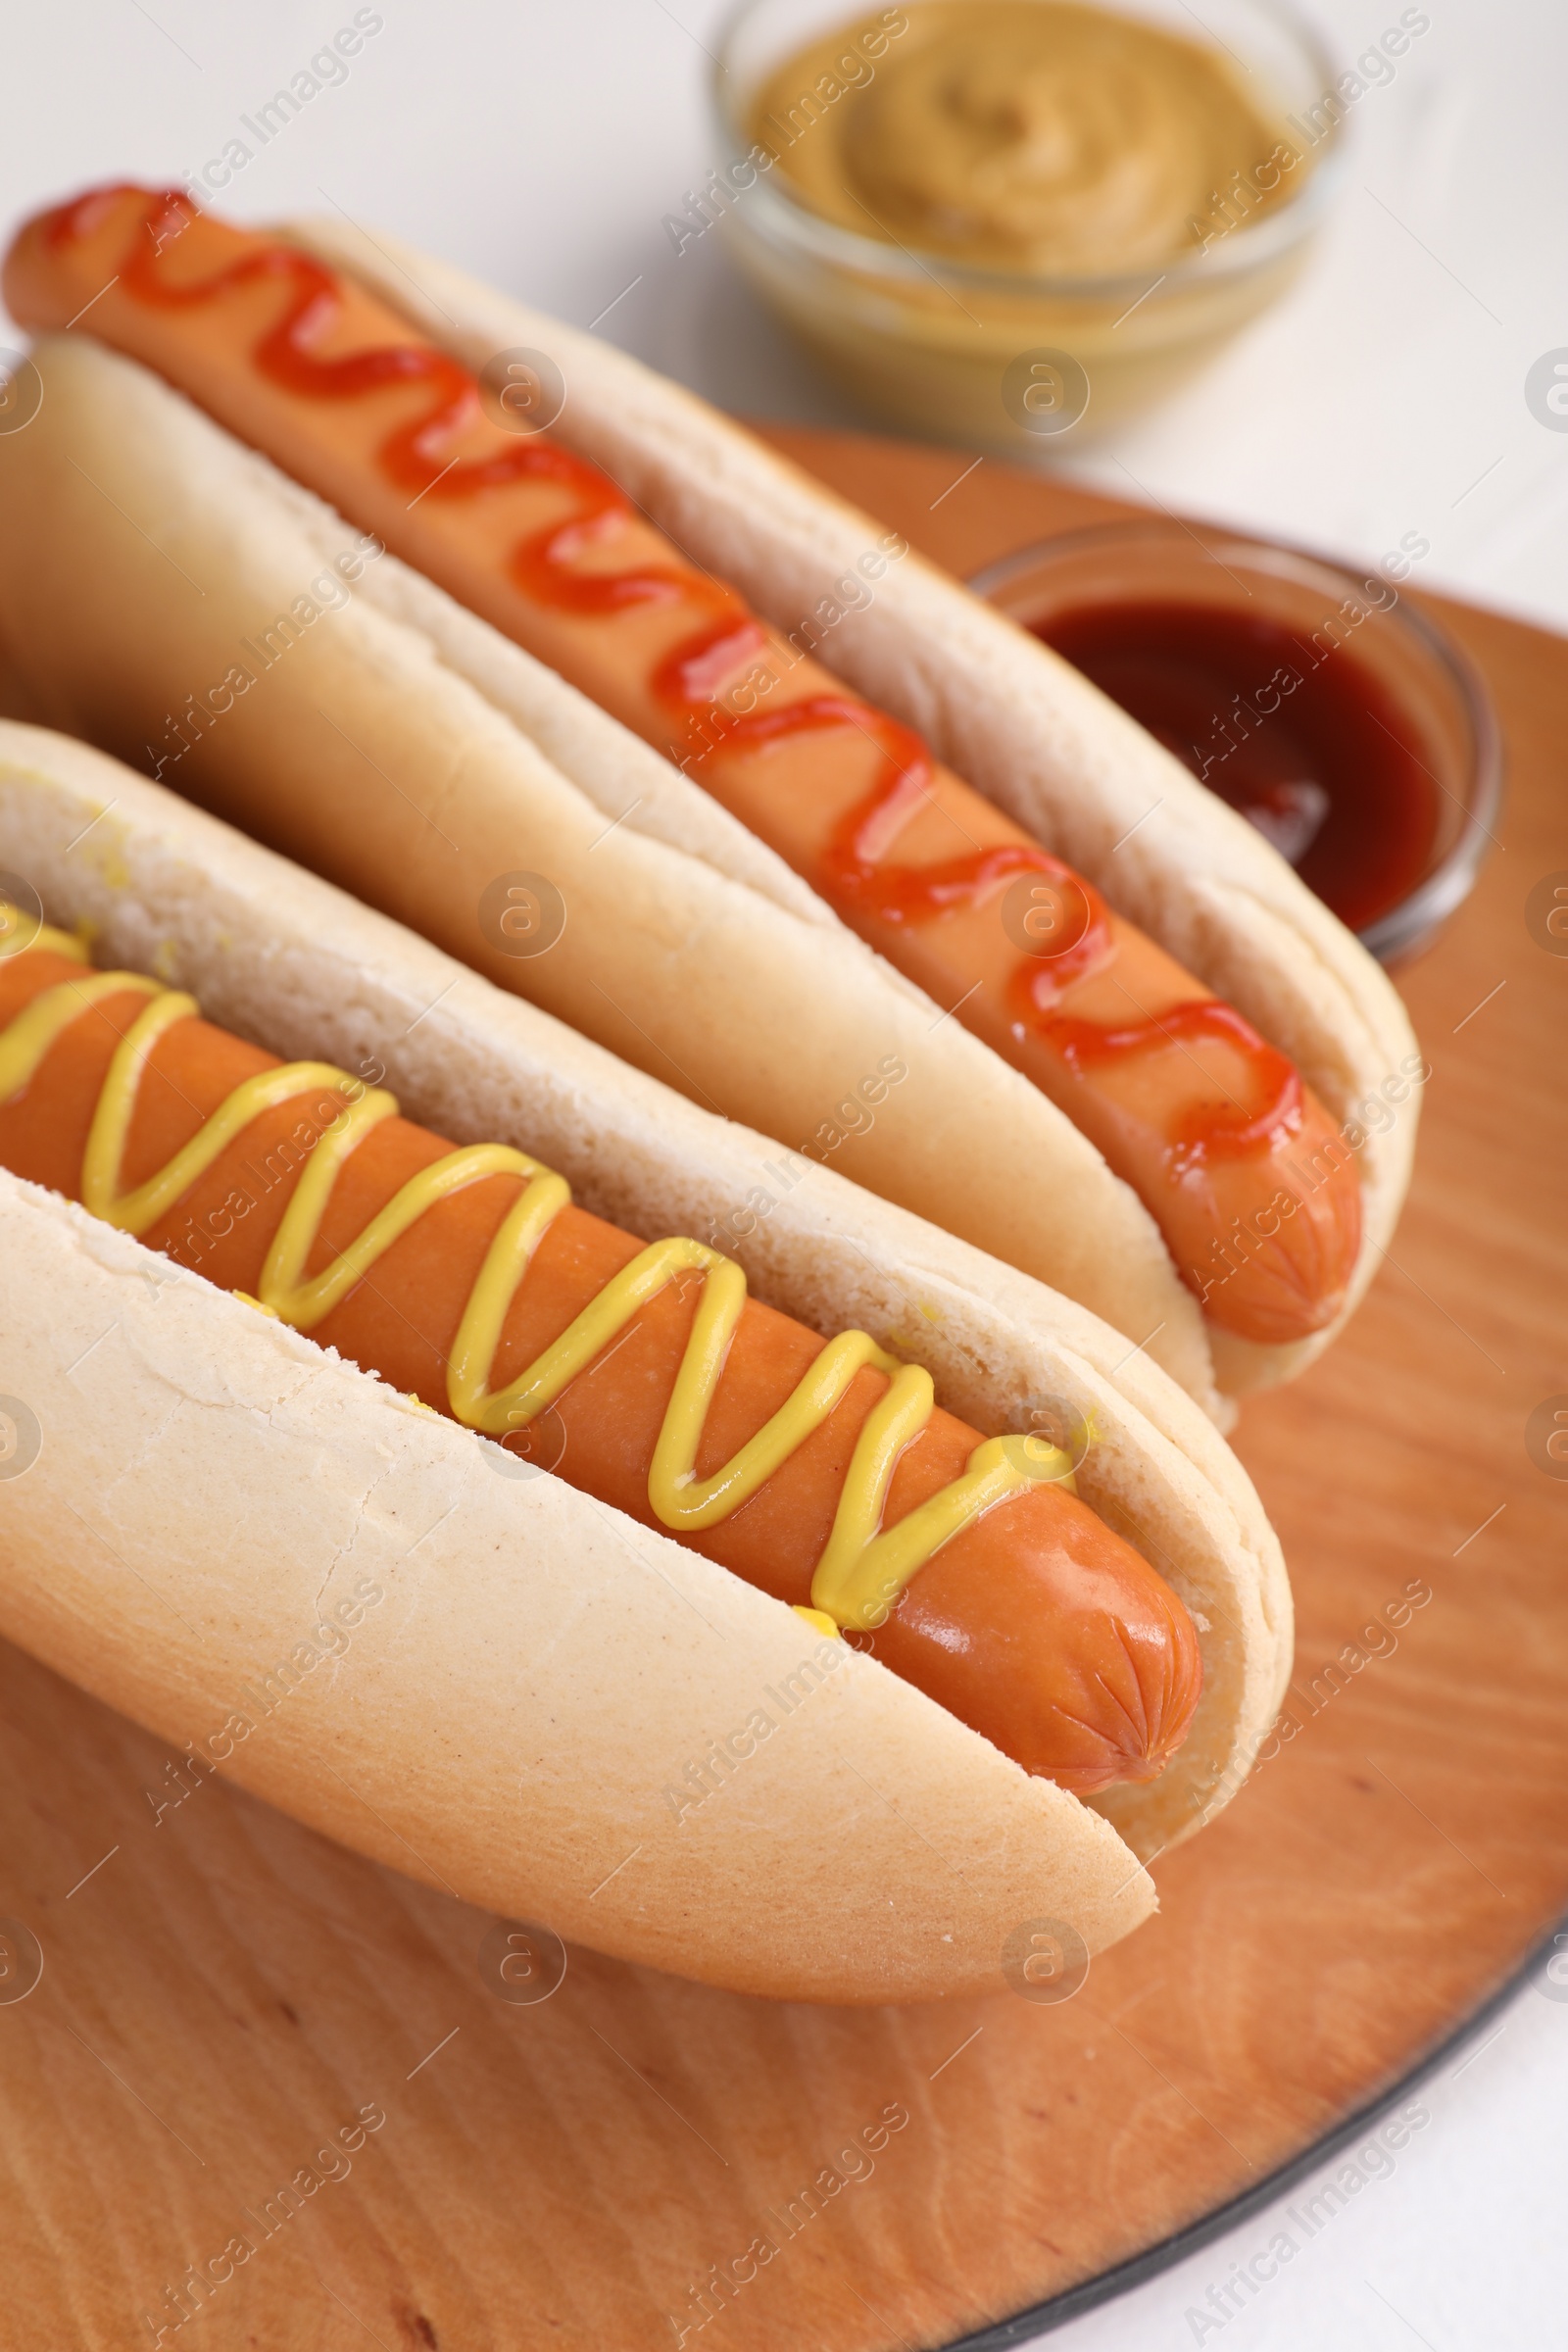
[{"left": 709, "top": 0, "right": 1371, "bottom": 449}]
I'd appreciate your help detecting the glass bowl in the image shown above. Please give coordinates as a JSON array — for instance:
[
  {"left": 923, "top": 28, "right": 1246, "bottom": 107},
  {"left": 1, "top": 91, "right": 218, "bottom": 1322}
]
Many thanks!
[
  {"left": 969, "top": 520, "right": 1503, "bottom": 961},
  {"left": 710, "top": 0, "right": 1348, "bottom": 451}
]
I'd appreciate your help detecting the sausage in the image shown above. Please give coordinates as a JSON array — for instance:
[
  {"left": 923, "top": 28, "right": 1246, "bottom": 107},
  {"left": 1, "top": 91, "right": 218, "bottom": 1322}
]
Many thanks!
[
  {"left": 3, "top": 184, "right": 1363, "bottom": 1348},
  {"left": 0, "top": 934, "right": 1202, "bottom": 1792}
]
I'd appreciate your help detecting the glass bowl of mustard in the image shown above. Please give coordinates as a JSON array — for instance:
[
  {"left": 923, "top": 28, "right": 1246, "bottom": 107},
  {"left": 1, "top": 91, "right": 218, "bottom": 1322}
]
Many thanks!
[{"left": 710, "top": 0, "right": 1349, "bottom": 450}]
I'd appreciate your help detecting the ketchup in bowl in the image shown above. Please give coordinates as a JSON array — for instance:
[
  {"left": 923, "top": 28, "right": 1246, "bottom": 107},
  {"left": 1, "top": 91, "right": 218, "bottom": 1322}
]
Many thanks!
[
  {"left": 972, "top": 522, "right": 1501, "bottom": 961},
  {"left": 1036, "top": 600, "right": 1438, "bottom": 935}
]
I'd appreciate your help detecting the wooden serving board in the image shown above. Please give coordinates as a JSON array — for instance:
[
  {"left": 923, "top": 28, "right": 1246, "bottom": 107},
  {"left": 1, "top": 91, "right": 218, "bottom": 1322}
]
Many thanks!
[{"left": 1, "top": 428, "right": 1563, "bottom": 2352}]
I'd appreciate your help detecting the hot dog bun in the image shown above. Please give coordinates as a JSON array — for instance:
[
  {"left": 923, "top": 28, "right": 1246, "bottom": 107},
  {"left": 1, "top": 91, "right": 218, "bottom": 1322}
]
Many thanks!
[
  {"left": 0, "top": 207, "right": 1419, "bottom": 1392},
  {"left": 0, "top": 721, "right": 1289, "bottom": 2001}
]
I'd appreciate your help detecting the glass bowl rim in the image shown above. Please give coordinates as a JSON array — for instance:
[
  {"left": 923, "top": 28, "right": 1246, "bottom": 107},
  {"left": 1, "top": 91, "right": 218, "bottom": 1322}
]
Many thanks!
[
  {"left": 710, "top": 0, "right": 1349, "bottom": 303},
  {"left": 966, "top": 517, "right": 1505, "bottom": 963}
]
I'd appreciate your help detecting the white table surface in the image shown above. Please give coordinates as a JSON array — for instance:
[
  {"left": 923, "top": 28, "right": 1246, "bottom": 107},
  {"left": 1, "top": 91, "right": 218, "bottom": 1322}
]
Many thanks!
[{"left": 3, "top": 5, "right": 1562, "bottom": 2346}]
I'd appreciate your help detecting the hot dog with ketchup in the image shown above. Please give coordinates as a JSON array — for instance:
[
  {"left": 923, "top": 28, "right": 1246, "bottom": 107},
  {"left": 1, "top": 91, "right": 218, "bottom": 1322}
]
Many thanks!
[
  {"left": 0, "top": 185, "right": 1422, "bottom": 1410},
  {"left": 0, "top": 725, "right": 1289, "bottom": 2002}
]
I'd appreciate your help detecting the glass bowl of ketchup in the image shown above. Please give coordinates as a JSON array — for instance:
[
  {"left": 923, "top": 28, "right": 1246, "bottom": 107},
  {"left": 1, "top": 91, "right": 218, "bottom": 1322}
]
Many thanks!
[{"left": 970, "top": 520, "right": 1502, "bottom": 961}]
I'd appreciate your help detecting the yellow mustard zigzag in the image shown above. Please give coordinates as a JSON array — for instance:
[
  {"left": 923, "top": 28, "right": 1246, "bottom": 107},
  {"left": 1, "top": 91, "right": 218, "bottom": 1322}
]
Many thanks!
[{"left": 0, "top": 913, "right": 1075, "bottom": 1629}]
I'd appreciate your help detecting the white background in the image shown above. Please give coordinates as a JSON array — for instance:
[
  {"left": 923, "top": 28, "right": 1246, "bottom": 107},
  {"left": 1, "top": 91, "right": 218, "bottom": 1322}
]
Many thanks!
[{"left": 3, "top": 3, "right": 1563, "bottom": 2345}]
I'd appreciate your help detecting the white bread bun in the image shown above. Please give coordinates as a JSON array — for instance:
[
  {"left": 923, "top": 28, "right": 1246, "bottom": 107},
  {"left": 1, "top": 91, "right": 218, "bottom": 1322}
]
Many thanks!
[
  {"left": 0, "top": 722, "right": 1290, "bottom": 2001},
  {"left": 288, "top": 216, "right": 1424, "bottom": 1400}
]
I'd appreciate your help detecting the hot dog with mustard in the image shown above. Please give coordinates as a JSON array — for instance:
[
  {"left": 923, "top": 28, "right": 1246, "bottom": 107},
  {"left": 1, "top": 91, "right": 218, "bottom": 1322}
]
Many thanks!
[
  {"left": 0, "top": 722, "right": 1290, "bottom": 2002},
  {"left": 0, "top": 921, "right": 1200, "bottom": 1793}
]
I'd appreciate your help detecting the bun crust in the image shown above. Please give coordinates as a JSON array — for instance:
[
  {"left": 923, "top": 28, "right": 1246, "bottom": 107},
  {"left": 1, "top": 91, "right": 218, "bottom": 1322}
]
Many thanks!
[{"left": 0, "top": 723, "right": 1290, "bottom": 2000}]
